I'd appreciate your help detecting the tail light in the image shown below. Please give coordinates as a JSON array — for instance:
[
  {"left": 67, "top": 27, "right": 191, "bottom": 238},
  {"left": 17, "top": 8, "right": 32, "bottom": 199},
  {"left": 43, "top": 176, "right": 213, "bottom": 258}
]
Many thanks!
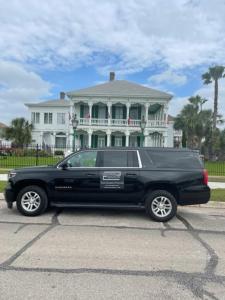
[{"left": 203, "top": 169, "right": 208, "bottom": 185}]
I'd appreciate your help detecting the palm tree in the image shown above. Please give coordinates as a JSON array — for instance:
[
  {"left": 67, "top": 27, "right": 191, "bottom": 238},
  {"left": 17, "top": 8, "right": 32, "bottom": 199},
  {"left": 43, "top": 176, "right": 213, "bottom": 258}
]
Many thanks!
[
  {"left": 202, "top": 65, "right": 225, "bottom": 131},
  {"left": 4, "top": 118, "right": 33, "bottom": 146},
  {"left": 174, "top": 95, "right": 213, "bottom": 149}
]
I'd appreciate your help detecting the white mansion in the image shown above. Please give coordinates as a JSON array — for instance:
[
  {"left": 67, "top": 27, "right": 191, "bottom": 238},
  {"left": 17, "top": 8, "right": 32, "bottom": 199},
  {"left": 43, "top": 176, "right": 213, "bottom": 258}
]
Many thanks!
[{"left": 26, "top": 72, "right": 182, "bottom": 149}]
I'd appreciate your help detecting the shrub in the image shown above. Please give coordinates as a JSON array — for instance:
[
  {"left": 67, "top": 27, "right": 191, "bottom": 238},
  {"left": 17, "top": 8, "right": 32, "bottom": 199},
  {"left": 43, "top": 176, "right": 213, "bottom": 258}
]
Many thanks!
[{"left": 54, "top": 150, "right": 64, "bottom": 156}]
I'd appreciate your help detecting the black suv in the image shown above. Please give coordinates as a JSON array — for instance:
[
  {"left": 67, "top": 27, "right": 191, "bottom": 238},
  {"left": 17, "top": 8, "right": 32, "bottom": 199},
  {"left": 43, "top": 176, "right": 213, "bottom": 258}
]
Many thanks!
[{"left": 4, "top": 147, "right": 210, "bottom": 222}]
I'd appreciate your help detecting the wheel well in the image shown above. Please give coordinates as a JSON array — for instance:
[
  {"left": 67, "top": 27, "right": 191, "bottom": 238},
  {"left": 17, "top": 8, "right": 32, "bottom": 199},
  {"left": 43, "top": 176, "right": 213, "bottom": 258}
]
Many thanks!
[
  {"left": 145, "top": 183, "right": 179, "bottom": 202},
  {"left": 14, "top": 180, "right": 48, "bottom": 198}
]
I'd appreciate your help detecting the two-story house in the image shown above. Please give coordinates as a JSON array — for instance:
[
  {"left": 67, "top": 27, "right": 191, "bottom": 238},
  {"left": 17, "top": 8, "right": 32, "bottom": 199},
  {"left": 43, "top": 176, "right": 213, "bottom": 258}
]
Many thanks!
[{"left": 26, "top": 72, "right": 181, "bottom": 149}]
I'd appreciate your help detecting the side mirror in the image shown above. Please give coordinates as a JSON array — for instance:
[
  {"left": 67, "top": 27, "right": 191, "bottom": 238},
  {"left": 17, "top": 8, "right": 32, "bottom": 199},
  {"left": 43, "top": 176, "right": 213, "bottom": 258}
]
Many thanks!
[{"left": 61, "top": 162, "right": 68, "bottom": 170}]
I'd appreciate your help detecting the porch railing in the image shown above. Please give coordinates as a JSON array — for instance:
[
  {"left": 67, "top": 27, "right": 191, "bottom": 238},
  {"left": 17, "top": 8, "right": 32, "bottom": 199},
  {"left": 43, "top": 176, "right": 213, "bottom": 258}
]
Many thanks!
[{"left": 78, "top": 118, "right": 166, "bottom": 127}]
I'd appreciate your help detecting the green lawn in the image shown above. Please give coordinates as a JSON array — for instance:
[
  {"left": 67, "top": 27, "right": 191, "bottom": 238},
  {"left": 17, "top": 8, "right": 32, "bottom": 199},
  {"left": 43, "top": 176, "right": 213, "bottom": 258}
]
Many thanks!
[
  {"left": 210, "top": 189, "right": 225, "bottom": 202},
  {"left": 0, "top": 181, "right": 7, "bottom": 192},
  {"left": 205, "top": 161, "right": 225, "bottom": 176},
  {"left": 0, "top": 156, "right": 62, "bottom": 168}
]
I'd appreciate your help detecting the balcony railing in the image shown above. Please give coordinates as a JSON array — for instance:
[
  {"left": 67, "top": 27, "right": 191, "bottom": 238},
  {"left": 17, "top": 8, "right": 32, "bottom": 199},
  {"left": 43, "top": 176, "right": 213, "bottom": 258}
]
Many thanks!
[{"left": 78, "top": 118, "right": 166, "bottom": 127}]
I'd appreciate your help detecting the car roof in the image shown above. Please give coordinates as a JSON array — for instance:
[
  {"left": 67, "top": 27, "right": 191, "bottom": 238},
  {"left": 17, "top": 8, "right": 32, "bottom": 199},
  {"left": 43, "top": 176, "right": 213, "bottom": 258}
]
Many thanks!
[{"left": 78, "top": 147, "right": 195, "bottom": 152}]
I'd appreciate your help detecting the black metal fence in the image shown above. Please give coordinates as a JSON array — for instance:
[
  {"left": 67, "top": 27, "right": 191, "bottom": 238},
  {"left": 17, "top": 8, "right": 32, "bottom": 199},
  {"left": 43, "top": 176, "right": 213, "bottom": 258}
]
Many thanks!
[
  {"left": 1, "top": 143, "right": 225, "bottom": 176},
  {"left": 0, "top": 144, "right": 74, "bottom": 168}
]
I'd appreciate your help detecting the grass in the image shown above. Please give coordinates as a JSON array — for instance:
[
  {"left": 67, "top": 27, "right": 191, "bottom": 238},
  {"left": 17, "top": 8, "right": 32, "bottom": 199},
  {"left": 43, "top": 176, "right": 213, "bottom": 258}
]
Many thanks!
[
  {"left": 0, "top": 156, "right": 62, "bottom": 168},
  {"left": 205, "top": 161, "right": 225, "bottom": 176},
  {"left": 210, "top": 189, "right": 225, "bottom": 202},
  {"left": 0, "top": 181, "right": 7, "bottom": 192}
]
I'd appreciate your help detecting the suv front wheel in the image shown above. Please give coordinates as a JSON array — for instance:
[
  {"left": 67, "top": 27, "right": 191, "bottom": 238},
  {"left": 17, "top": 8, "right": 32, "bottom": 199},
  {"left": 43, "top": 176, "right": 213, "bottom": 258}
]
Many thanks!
[
  {"left": 16, "top": 185, "right": 48, "bottom": 216},
  {"left": 145, "top": 190, "right": 177, "bottom": 222}
]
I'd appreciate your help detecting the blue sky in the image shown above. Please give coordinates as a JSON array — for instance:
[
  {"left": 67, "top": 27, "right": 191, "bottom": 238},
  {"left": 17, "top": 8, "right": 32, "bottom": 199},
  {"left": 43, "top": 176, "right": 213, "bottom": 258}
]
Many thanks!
[{"left": 0, "top": 0, "right": 225, "bottom": 124}]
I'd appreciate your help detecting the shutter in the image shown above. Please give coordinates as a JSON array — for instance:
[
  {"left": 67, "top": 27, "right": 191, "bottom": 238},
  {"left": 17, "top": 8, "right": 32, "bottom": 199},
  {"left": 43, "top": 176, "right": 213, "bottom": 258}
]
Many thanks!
[
  {"left": 112, "top": 106, "right": 115, "bottom": 119},
  {"left": 95, "top": 135, "right": 98, "bottom": 148},
  {"left": 137, "top": 136, "right": 141, "bottom": 147},
  {"left": 122, "top": 136, "right": 126, "bottom": 147},
  {"left": 105, "top": 107, "right": 108, "bottom": 119},
  {"left": 105, "top": 135, "right": 107, "bottom": 146},
  {"left": 111, "top": 135, "right": 115, "bottom": 147},
  {"left": 138, "top": 106, "right": 141, "bottom": 120},
  {"left": 91, "top": 135, "right": 94, "bottom": 148},
  {"left": 80, "top": 105, "right": 84, "bottom": 118},
  {"left": 92, "top": 106, "right": 96, "bottom": 118},
  {"left": 123, "top": 106, "right": 126, "bottom": 119}
]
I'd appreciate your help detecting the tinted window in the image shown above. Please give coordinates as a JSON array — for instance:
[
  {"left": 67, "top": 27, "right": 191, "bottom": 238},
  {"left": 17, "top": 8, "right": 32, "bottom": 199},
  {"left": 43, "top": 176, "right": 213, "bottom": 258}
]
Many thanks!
[
  {"left": 146, "top": 150, "right": 202, "bottom": 169},
  {"left": 100, "top": 151, "right": 139, "bottom": 167},
  {"left": 67, "top": 151, "right": 97, "bottom": 167}
]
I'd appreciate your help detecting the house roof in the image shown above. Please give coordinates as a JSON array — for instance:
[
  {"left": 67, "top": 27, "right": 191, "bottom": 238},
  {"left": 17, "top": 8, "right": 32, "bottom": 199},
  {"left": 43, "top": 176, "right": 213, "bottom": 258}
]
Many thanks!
[
  {"left": 0, "top": 122, "right": 7, "bottom": 128},
  {"left": 67, "top": 80, "right": 172, "bottom": 99},
  {"left": 25, "top": 99, "right": 70, "bottom": 108}
]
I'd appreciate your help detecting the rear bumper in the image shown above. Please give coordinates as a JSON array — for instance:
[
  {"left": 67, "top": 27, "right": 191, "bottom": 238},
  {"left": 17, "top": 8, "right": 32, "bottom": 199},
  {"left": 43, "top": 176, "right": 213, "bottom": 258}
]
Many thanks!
[
  {"left": 178, "top": 185, "right": 210, "bottom": 205},
  {"left": 4, "top": 183, "right": 16, "bottom": 204}
]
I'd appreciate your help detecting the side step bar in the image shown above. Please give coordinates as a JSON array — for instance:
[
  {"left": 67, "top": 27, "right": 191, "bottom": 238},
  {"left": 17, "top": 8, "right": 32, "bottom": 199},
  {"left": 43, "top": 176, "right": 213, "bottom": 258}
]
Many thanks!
[{"left": 51, "top": 202, "right": 144, "bottom": 209}]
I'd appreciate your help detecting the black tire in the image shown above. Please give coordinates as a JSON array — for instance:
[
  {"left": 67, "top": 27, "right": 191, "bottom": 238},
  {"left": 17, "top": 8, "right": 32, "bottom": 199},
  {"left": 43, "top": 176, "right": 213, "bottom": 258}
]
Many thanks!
[
  {"left": 145, "top": 190, "right": 177, "bottom": 222},
  {"left": 16, "top": 185, "right": 48, "bottom": 216}
]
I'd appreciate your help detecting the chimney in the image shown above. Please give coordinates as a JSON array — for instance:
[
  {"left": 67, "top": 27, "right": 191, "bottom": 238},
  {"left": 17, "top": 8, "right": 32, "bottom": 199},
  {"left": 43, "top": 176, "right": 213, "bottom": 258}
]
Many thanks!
[
  {"left": 109, "top": 71, "right": 115, "bottom": 81},
  {"left": 60, "top": 91, "right": 65, "bottom": 99}
]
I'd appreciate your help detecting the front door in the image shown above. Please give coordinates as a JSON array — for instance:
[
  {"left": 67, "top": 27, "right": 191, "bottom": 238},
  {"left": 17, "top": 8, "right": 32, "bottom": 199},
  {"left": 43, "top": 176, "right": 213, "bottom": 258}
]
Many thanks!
[{"left": 53, "top": 150, "right": 100, "bottom": 202}]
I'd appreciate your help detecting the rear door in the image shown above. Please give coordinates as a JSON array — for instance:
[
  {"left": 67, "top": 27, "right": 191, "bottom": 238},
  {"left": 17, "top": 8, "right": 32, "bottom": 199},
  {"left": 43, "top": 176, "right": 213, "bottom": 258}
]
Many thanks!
[{"left": 98, "top": 150, "right": 143, "bottom": 204}]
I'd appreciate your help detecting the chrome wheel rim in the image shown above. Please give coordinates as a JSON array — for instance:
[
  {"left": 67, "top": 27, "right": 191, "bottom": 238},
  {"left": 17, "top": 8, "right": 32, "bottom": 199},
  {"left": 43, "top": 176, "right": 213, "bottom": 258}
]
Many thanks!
[
  {"left": 151, "top": 196, "right": 172, "bottom": 218},
  {"left": 21, "top": 191, "right": 41, "bottom": 212}
]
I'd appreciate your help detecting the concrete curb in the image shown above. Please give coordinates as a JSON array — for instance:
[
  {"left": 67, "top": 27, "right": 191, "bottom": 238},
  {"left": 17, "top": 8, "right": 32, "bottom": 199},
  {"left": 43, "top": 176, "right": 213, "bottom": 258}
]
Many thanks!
[{"left": 0, "top": 192, "right": 224, "bottom": 208}]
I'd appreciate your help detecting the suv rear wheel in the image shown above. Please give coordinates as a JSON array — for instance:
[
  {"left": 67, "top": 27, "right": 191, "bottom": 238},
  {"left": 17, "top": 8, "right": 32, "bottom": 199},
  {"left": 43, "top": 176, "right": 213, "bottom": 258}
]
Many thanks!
[
  {"left": 16, "top": 185, "right": 48, "bottom": 216},
  {"left": 145, "top": 190, "right": 177, "bottom": 222}
]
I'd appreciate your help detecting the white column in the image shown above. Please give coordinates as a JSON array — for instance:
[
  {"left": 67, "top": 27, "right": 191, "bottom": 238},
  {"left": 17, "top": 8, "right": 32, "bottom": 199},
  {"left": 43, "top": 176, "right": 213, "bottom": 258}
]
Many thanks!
[
  {"left": 145, "top": 103, "right": 149, "bottom": 123},
  {"left": 164, "top": 103, "right": 168, "bottom": 124},
  {"left": 88, "top": 129, "right": 92, "bottom": 148},
  {"left": 89, "top": 103, "right": 93, "bottom": 125},
  {"left": 107, "top": 103, "right": 111, "bottom": 125},
  {"left": 125, "top": 132, "right": 130, "bottom": 146},
  {"left": 107, "top": 131, "right": 111, "bottom": 147}
]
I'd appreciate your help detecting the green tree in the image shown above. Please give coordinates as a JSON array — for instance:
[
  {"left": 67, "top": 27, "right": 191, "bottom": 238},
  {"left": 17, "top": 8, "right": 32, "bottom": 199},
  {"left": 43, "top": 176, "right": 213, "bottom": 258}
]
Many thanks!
[
  {"left": 4, "top": 118, "right": 33, "bottom": 146},
  {"left": 174, "top": 96, "right": 213, "bottom": 150},
  {"left": 202, "top": 65, "right": 225, "bottom": 131}
]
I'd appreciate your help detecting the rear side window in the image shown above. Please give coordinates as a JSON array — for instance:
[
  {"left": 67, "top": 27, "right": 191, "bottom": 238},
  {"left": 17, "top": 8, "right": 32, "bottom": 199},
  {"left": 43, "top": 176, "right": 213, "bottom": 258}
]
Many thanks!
[
  {"left": 99, "top": 151, "right": 139, "bottom": 167},
  {"left": 146, "top": 150, "right": 203, "bottom": 169}
]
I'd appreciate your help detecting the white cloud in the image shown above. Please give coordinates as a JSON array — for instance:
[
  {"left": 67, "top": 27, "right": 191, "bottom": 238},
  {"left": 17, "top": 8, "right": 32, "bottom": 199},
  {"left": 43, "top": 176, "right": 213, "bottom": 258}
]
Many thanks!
[
  {"left": 0, "top": 0, "right": 225, "bottom": 74},
  {"left": 148, "top": 70, "right": 187, "bottom": 86},
  {"left": 0, "top": 61, "right": 51, "bottom": 124}
]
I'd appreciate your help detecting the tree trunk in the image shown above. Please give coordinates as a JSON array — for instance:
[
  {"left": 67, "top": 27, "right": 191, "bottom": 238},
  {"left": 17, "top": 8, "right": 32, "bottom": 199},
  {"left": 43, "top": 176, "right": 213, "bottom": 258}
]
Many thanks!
[{"left": 213, "top": 79, "right": 218, "bottom": 131}]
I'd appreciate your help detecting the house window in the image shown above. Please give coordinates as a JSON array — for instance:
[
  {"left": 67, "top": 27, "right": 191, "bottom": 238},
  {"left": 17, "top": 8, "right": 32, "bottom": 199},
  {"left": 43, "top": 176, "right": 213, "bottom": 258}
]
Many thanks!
[
  {"left": 57, "top": 113, "right": 65, "bottom": 124},
  {"left": 31, "top": 112, "right": 40, "bottom": 124},
  {"left": 44, "top": 113, "right": 53, "bottom": 124}
]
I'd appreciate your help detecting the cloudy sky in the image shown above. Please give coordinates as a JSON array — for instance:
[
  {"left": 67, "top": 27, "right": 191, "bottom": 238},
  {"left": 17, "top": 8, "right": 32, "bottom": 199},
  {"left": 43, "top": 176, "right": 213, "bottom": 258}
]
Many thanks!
[{"left": 1, "top": 0, "right": 225, "bottom": 124}]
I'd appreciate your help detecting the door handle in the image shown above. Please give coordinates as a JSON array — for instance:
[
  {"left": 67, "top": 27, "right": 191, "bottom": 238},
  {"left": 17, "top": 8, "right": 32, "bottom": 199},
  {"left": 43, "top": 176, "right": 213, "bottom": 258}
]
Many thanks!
[
  {"left": 85, "top": 173, "right": 97, "bottom": 177},
  {"left": 126, "top": 173, "right": 137, "bottom": 178}
]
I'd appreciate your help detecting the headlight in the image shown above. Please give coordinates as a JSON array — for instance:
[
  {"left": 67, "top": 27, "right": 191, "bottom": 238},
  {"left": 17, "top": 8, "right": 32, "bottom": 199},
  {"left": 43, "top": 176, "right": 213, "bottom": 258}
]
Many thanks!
[{"left": 8, "top": 172, "right": 17, "bottom": 179}]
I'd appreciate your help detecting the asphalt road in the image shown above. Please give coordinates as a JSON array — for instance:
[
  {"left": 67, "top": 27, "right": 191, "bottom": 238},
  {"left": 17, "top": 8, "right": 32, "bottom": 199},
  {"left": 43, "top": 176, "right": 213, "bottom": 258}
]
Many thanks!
[{"left": 0, "top": 200, "right": 225, "bottom": 300}]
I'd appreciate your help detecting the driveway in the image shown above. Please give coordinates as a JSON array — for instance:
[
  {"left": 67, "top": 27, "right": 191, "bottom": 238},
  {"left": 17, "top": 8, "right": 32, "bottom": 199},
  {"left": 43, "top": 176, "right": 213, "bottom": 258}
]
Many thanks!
[{"left": 0, "top": 201, "right": 225, "bottom": 299}]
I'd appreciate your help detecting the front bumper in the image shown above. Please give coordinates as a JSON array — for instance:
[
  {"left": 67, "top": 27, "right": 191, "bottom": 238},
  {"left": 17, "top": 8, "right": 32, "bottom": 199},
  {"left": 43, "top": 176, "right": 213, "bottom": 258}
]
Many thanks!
[
  {"left": 4, "top": 182, "right": 16, "bottom": 207},
  {"left": 178, "top": 185, "right": 210, "bottom": 205}
]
